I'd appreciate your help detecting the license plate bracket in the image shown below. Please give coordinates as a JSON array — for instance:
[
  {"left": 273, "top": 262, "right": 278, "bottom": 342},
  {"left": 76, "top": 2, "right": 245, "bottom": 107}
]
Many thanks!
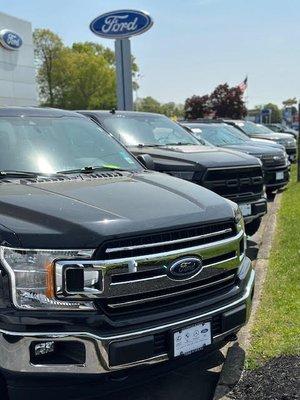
[
  {"left": 276, "top": 171, "right": 284, "bottom": 180},
  {"left": 239, "top": 203, "right": 252, "bottom": 217},
  {"left": 172, "top": 321, "right": 212, "bottom": 358}
]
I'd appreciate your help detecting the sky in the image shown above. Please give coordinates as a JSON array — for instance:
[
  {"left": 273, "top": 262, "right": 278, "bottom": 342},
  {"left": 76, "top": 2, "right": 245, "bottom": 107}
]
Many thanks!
[{"left": 2, "top": 0, "right": 299, "bottom": 108}]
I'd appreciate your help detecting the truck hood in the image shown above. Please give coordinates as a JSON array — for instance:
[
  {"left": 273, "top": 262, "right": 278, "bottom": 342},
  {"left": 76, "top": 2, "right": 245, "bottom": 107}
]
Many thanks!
[
  {"left": 0, "top": 171, "right": 234, "bottom": 249},
  {"left": 129, "top": 145, "right": 260, "bottom": 170},
  {"left": 221, "top": 144, "right": 281, "bottom": 157},
  {"left": 250, "top": 138, "right": 285, "bottom": 150},
  {"left": 250, "top": 133, "right": 294, "bottom": 141}
]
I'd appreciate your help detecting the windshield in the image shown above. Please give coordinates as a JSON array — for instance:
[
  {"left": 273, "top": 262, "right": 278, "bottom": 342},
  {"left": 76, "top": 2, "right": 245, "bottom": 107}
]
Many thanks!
[
  {"left": 266, "top": 124, "right": 281, "bottom": 132},
  {"left": 0, "top": 116, "right": 141, "bottom": 174},
  {"left": 100, "top": 114, "right": 200, "bottom": 146},
  {"left": 186, "top": 124, "right": 249, "bottom": 146},
  {"left": 236, "top": 121, "right": 274, "bottom": 136}
]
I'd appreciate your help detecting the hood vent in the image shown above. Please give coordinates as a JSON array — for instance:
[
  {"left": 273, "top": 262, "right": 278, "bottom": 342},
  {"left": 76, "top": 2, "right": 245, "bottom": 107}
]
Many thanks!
[{"left": 0, "top": 171, "right": 126, "bottom": 185}]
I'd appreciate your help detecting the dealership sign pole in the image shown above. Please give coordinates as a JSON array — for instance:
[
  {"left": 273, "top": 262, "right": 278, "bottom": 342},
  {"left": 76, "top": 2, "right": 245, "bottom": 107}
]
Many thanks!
[{"left": 90, "top": 10, "right": 153, "bottom": 111}]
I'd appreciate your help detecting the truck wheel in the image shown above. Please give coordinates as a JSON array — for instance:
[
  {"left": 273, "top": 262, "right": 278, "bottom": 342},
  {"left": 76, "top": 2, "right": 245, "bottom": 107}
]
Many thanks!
[
  {"left": 266, "top": 187, "right": 275, "bottom": 195},
  {"left": 0, "top": 374, "right": 8, "bottom": 400},
  {"left": 245, "top": 218, "right": 261, "bottom": 236}
]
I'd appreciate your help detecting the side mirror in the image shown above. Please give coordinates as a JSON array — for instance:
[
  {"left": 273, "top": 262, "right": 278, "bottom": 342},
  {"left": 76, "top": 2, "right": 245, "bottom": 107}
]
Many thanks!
[{"left": 136, "top": 154, "right": 155, "bottom": 170}]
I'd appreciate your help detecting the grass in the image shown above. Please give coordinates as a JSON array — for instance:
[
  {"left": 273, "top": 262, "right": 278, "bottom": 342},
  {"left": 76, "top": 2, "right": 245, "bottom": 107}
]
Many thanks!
[{"left": 246, "top": 165, "right": 300, "bottom": 369}]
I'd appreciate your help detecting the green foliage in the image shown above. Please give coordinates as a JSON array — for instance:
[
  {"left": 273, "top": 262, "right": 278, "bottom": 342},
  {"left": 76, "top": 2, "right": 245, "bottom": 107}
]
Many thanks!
[
  {"left": 261, "top": 103, "right": 281, "bottom": 123},
  {"left": 135, "top": 97, "right": 184, "bottom": 118},
  {"left": 247, "top": 166, "right": 300, "bottom": 369},
  {"left": 282, "top": 98, "right": 297, "bottom": 106},
  {"left": 33, "top": 29, "right": 64, "bottom": 106},
  {"left": 33, "top": 30, "right": 140, "bottom": 109}
]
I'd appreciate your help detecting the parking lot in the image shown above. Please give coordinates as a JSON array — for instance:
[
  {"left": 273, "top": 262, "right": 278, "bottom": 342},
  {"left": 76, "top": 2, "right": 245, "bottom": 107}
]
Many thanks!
[{"left": 0, "top": 3, "right": 298, "bottom": 400}]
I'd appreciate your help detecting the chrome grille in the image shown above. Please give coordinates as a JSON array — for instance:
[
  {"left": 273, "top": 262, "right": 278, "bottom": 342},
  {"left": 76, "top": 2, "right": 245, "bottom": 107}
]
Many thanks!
[
  {"left": 55, "top": 226, "right": 245, "bottom": 313},
  {"left": 262, "top": 154, "right": 286, "bottom": 167},
  {"left": 103, "top": 269, "right": 237, "bottom": 311},
  {"left": 96, "top": 221, "right": 235, "bottom": 259}
]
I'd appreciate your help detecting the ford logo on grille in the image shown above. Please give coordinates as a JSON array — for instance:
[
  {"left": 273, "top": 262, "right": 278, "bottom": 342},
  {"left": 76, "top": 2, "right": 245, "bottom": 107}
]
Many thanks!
[
  {"left": 0, "top": 29, "right": 23, "bottom": 51},
  {"left": 168, "top": 257, "right": 203, "bottom": 280},
  {"left": 90, "top": 10, "right": 153, "bottom": 39}
]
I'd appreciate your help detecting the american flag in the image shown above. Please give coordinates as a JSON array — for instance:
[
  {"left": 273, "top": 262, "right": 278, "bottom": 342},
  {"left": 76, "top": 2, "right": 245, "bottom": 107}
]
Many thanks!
[{"left": 237, "top": 77, "right": 248, "bottom": 93}]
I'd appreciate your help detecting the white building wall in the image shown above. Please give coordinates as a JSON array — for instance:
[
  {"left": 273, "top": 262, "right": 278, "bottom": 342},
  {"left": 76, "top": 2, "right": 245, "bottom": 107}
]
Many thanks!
[{"left": 0, "top": 12, "right": 37, "bottom": 106}]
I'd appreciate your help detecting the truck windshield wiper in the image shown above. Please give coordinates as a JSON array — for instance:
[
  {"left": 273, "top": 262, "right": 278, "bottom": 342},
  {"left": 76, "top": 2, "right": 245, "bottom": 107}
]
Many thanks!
[
  {"left": 136, "top": 143, "right": 161, "bottom": 148},
  {"left": 164, "top": 142, "right": 195, "bottom": 146},
  {"left": 57, "top": 166, "right": 131, "bottom": 174}
]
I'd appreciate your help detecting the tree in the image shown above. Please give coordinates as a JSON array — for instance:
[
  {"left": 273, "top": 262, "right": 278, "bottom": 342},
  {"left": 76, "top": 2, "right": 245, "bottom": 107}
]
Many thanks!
[
  {"left": 161, "top": 102, "right": 184, "bottom": 118},
  {"left": 53, "top": 48, "right": 116, "bottom": 109},
  {"left": 33, "top": 29, "right": 64, "bottom": 106},
  {"left": 33, "top": 30, "right": 139, "bottom": 110},
  {"left": 210, "top": 84, "right": 247, "bottom": 119},
  {"left": 184, "top": 95, "right": 212, "bottom": 119},
  {"left": 262, "top": 103, "right": 281, "bottom": 123},
  {"left": 135, "top": 96, "right": 162, "bottom": 113},
  {"left": 282, "top": 98, "right": 297, "bottom": 107}
]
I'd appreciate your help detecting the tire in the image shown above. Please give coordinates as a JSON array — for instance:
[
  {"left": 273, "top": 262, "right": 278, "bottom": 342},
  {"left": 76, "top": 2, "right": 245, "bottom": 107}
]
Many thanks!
[
  {"left": 245, "top": 218, "right": 262, "bottom": 236},
  {"left": 266, "top": 187, "right": 276, "bottom": 195},
  {"left": 0, "top": 374, "right": 8, "bottom": 400}
]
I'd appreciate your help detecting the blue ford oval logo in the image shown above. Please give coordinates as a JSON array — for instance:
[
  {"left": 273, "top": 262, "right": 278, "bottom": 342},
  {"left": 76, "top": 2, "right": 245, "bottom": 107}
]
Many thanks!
[
  {"left": 0, "top": 29, "right": 23, "bottom": 51},
  {"left": 90, "top": 10, "right": 153, "bottom": 39},
  {"left": 168, "top": 257, "right": 203, "bottom": 280}
]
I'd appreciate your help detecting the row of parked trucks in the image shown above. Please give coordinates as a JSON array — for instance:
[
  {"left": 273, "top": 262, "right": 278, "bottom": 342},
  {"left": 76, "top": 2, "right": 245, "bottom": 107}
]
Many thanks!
[{"left": 0, "top": 107, "right": 296, "bottom": 399}]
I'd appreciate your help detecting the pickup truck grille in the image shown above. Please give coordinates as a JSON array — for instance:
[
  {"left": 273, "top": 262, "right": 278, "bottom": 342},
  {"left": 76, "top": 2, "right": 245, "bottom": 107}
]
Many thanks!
[
  {"left": 96, "top": 221, "right": 236, "bottom": 259},
  {"left": 200, "top": 166, "right": 263, "bottom": 201},
  {"left": 261, "top": 154, "right": 286, "bottom": 167},
  {"left": 100, "top": 267, "right": 237, "bottom": 314},
  {"left": 55, "top": 221, "right": 245, "bottom": 315}
]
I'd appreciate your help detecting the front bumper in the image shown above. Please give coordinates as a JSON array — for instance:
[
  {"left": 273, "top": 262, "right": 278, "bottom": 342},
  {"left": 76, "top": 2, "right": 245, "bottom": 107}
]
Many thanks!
[
  {"left": 237, "top": 197, "right": 267, "bottom": 224},
  {"left": 264, "top": 166, "right": 290, "bottom": 189},
  {"left": 0, "top": 259, "right": 255, "bottom": 376}
]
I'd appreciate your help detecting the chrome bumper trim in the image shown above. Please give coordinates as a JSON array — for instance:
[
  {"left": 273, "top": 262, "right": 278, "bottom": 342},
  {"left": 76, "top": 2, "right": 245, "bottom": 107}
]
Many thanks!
[{"left": 0, "top": 268, "right": 255, "bottom": 375}]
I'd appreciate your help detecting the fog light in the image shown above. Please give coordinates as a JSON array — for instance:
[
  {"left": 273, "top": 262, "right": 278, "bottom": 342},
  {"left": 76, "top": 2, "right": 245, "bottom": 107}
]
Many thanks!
[{"left": 34, "top": 341, "right": 55, "bottom": 356}]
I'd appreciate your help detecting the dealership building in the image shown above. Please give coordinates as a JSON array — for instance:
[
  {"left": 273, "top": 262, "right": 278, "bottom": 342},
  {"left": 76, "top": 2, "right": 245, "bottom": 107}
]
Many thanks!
[{"left": 0, "top": 12, "right": 37, "bottom": 106}]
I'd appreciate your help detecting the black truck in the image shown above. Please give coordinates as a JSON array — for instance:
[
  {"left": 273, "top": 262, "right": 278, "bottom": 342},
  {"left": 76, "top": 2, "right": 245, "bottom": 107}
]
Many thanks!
[
  {"left": 0, "top": 107, "right": 255, "bottom": 399},
  {"left": 81, "top": 110, "right": 267, "bottom": 235},
  {"left": 223, "top": 120, "right": 297, "bottom": 162},
  {"left": 181, "top": 121, "right": 290, "bottom": 193}
]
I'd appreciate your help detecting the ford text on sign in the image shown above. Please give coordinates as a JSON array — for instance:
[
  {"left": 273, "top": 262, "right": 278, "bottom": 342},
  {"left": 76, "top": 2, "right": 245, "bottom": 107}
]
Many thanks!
[
  {"left": 90, "top": 10, "right": 153, "bottom": 39},
  {"left": 0, "top": 29, "right": 23, "bottom": 50}
]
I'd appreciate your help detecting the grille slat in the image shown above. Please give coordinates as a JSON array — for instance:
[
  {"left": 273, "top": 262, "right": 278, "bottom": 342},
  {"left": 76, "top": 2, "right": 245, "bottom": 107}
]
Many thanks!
[
  {"left": 201, "top": 167, "right": 263, "bottom": 199},
  {"left": 100, "top": 269, "right": 237, "bottom": 312},
  {"left": 96, "top": 221, "right": 236, "bottom": 259}
]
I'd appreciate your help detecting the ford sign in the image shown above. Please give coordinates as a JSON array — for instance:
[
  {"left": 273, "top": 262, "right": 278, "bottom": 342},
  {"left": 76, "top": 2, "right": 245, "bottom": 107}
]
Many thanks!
[
  {"left": 0, "top": 29, "right": 23, "bottom": 51},
  {"left": 90, "top": 10, "right": 153, "bottom": 39},
  {"left": 168, "top": 257, "right": 203, "bottom": 280}
]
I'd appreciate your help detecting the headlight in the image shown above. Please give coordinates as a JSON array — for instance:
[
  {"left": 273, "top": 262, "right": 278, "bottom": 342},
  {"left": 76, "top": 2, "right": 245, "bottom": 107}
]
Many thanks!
[
  {"left": 232, "top": 205, "right": 247, "bottom": 257},
  {"left": 284, "top": 153, "right": 289, "bottom": 164},
  {"left": 251, "top": 153, "right": 263, "bottom": 160},
  {"left": 234, "top": 206, "right": 244, "bottom": 228},
  {"left": 0, "top": 247, "right": 96, "bottom": 310}
]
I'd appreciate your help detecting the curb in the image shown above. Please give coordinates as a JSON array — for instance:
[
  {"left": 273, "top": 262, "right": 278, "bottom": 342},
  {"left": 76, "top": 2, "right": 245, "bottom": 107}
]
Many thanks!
[{"left": 213, "top": 192, "right": 283, "bottom": 400}]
